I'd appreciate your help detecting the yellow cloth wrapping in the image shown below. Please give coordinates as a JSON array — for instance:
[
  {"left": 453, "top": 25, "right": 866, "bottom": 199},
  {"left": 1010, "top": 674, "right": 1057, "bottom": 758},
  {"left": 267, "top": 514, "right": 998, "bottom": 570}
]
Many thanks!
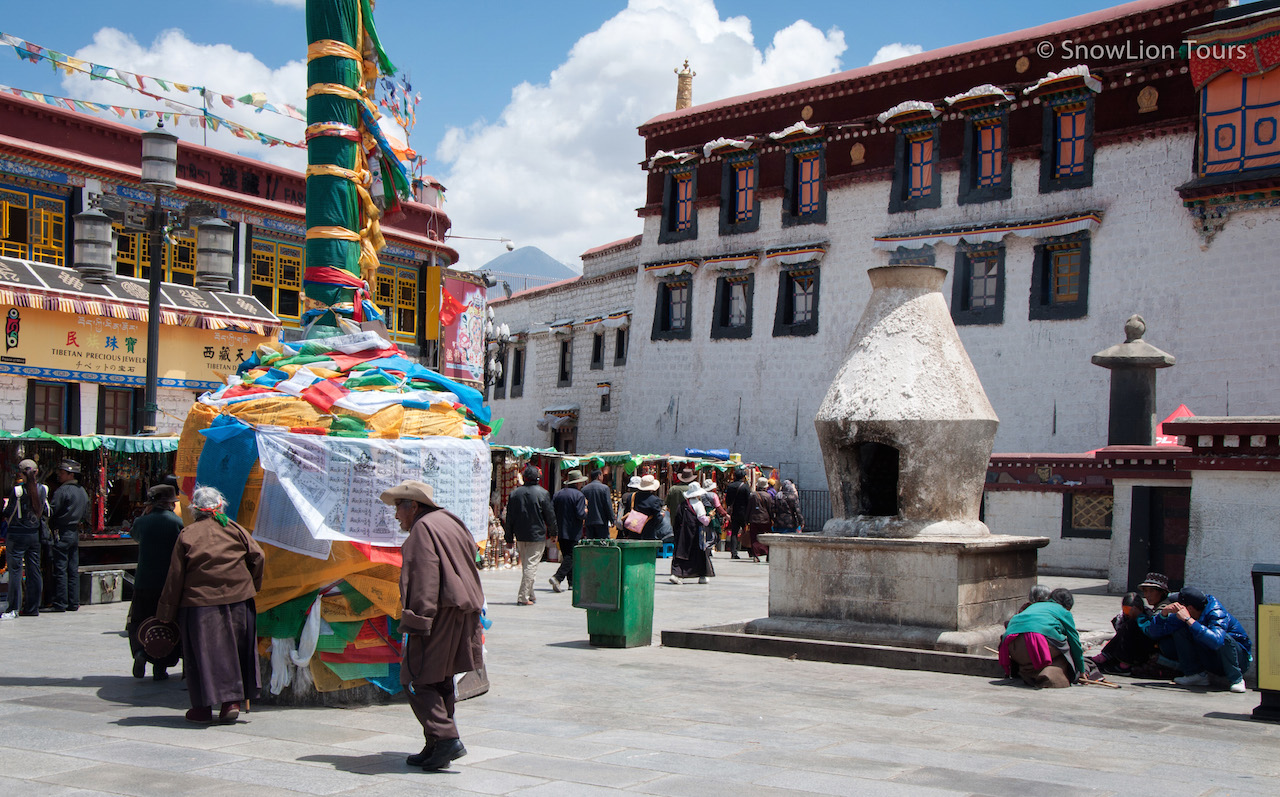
[
  {"left": 175, "top": 402, "right": 219, "bottom": 479},
  {"left": 344, "top": 566, "right": 403, "bottom": 618},
  {"left": 306, "top": 39, "right": 362, "bottom": 63},
  {"left": 238, "top": 464, "right": 264, "bottom": 529},
  {"left": 257, "top": 541, "right": 382, "bottom": 613},
  {"left": 400, "top": 406, "right": 465, "bottom": 438},
  {"left": 364, "top": 405, "right": 403, "bottom": 438},
  {"left": 310, "top": 658, "right": 368, "bottom": 693},
  {"left": 224, "top": 397, "right": 333, "bottom": 430},
  {"left": 321, "top": 593, "right": 386, "bottom": 623}
]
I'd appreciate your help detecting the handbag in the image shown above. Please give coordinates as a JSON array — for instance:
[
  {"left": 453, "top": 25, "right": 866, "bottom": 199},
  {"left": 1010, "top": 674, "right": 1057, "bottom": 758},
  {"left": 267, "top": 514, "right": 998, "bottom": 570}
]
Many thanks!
[{"left": 623, "top": 510, "right": 648, "bottom": 535}]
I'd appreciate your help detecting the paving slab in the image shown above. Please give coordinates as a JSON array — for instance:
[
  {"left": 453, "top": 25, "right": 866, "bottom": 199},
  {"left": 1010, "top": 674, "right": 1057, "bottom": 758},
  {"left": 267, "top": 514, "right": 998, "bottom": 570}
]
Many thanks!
[{"left": 0, "top": 562, "right": 1275, "bottom": 796}]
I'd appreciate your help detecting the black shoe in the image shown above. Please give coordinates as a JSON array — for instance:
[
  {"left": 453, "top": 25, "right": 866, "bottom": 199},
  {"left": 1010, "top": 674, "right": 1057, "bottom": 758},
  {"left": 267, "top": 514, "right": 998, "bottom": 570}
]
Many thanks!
[
  {"left": 406, "top": 742, "right": 436, "bottom": 766},
  {"left": 153, "top": 667, "right": 169, "bottom": 682},
  {"left": 730, "top": 554, "right": 741, "bottom": 559},
  {"left": 47, "top": 606, "right": 65, "bottom": 613},
  {"left": 67, "top": 606, "right": 79, "bottom": 612},
  {"left": 18, "top": 610, "right": 38, "bottom": 617},
  {"left": 420, "top": 737, "right": 467, "bottom": 771},
  {"left": 133, "top": 652, "right": 147, "bottom": 679}
]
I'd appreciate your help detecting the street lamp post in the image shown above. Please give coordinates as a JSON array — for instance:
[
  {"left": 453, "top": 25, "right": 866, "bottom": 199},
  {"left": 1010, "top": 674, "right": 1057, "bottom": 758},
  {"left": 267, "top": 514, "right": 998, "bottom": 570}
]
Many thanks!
[{"left": 139, "top": 122, "right": 179, "bottom": 433}]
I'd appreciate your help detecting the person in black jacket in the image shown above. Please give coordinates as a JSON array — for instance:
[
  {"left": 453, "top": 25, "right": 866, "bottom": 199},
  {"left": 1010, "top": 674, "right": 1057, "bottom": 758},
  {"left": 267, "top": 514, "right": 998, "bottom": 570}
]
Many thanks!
[
  {"left": 502, "top": 465, "right": 555, "bottom": 606},
  {"left": 581, "top": 469, "right": 616, "bottom": 540},
  {"left": 48, "top": 459, "right": 89, "bottom": 612},
  {"left": 722, "top": 469, "right": 751, "bottom": 560}
]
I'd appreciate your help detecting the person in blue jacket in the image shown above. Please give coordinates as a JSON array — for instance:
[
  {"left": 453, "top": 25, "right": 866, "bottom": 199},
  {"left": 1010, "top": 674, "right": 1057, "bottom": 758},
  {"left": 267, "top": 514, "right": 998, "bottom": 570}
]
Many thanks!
[{"left": 1145, "top": 586, "right": 1251, "bottom": 693}]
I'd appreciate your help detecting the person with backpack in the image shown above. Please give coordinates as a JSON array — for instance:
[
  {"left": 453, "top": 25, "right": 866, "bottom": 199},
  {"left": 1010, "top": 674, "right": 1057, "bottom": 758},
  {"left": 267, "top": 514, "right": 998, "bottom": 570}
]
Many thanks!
[{"left": 2, "top": 459, "right": 48, "bottom": 618}]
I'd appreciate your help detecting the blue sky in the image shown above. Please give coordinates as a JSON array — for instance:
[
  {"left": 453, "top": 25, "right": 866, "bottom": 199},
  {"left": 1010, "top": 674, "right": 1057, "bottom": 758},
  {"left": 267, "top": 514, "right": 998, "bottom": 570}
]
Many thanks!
[{"left": 0, "top": 0, "right": 1139, "bottom": 267}]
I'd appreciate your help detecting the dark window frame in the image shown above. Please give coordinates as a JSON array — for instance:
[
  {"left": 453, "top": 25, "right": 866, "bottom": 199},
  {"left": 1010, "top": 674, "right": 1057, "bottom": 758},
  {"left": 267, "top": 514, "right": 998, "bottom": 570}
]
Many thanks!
[
  {"left": 773, "top": 263, "right": 820, "bottom": 338},
  {"left": 710, "top": 272, "right": 754, "bottom": 340},
  {"left": 557, "top": 338, "right": 573, "bottom": 387},
  {"left": 590, "top": 331, "right": 604, "bottom": 370},
  {"left": 97, "top": 385, "right": 141, "bottom": 435},
  {"left": 658, "top": 166, "right": 698, "bottom": 244},
  {"left": 651, "top": 276, "right": 693, "bottom": 341},
  {"left": 1061, "top": 491, "right": 1114, "bottom": 539},
  {"left": 1029, "top": 232, "right": 1091, "bottom": 321},
  {"left": 782, "top": 140, "right": 827, "bottom": 227},
  {"left": 491, "top": 345, "right": 508, "bottom": 400},
  {"left": 613, "top": 327, "right": 628, "bottom": 366},
  {"left": 719, "top": 152, "right": 761, "bottom": 235},
  {"left": 951, "top": 244, "right": 1006, "bottom": 326},
  {"left": 26, "top": 380, "right": 79, "bottom": 435},
  {"left": 1040, "top": 93, "right": 1095, "bottom": 194},
  {"left": 508, "top": 346, "right": 525, "bottom": 398},
  {"left": 889, "top": 122, "right": 942, "bottom": 213},
  {"left": 600, "top": 392, "right": 611, "bottom": 413},
  {"left": 958, "top": 108, "right": 1012, "bottom": 205}
]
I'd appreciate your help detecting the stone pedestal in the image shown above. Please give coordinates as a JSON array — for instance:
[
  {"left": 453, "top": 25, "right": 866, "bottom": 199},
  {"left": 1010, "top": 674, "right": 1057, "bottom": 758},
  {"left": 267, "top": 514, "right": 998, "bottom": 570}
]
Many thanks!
[{"left": 751, "top": 533, "right": 1048, "bottom": 654}]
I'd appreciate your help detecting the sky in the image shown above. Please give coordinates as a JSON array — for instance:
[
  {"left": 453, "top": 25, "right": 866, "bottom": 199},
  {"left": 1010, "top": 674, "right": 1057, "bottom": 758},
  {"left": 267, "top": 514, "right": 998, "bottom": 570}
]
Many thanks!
[{"left": 0, "top": 0, "right": 1149, "bottom": 270}]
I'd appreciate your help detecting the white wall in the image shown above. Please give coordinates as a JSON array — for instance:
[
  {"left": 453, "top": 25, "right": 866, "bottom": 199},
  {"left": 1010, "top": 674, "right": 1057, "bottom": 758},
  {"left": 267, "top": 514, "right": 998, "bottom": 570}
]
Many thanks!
[
  {"left": 0, "top": 375, "right": 194, "bottom": 436},
  {"left": 984, "top": 490, "right": 1110, "bottom": 577}
]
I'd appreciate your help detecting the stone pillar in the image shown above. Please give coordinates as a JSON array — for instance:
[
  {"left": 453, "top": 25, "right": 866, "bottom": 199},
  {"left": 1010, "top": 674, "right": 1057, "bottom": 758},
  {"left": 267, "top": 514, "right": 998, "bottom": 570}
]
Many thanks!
[
  {"left": 674, "top": 60, "right": 695, "bottom": 110},
  {"left": 1091, "top": 315, "right": 1175, "bottom": 446}
]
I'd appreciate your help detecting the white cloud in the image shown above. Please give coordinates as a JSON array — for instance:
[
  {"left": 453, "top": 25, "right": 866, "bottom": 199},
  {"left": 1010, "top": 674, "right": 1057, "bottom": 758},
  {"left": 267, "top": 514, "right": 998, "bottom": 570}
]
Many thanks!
[
  {"left": 266, "top": 0, "right": 305, "bottom": 8},
  {"left": 869, "top": 42, "right": 924, "bottom": 65},
  {"left": 436, "top": 0, "right": 846, "bottom": 270},
  {"left": 62, "top": 28, "right": 307, "bottom": 172}
]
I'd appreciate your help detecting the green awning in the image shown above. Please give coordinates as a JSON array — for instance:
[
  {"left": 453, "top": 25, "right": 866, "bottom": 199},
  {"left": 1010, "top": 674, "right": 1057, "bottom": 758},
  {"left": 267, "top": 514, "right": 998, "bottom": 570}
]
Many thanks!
[{"left": 0, "top": 430, "right": 179, "bottom": 453}]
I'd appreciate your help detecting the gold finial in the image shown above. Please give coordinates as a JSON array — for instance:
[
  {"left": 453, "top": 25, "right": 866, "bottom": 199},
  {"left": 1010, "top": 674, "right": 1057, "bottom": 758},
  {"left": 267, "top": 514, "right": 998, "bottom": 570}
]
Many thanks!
[{"left": 675, "top": 60, "right": 695, "bottom": 110}]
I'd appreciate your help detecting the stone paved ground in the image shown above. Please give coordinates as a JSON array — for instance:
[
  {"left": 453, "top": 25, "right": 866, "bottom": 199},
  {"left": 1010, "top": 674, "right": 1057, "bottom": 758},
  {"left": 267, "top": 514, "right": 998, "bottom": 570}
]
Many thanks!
[{"left": 1, "top": 556, "right": 1277, "bottom": 796}]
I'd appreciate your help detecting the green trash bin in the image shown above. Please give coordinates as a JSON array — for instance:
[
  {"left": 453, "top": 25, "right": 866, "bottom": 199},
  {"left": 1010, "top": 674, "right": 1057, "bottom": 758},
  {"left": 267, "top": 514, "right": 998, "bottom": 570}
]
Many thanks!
[{"left": 572, "top": 539, "right": 660, "bottom": 647}]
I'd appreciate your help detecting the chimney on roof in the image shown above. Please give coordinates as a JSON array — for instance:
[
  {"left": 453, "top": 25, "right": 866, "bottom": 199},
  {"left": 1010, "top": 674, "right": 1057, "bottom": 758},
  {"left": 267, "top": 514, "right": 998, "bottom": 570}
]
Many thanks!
[
  {"left": 1091, "top": 315, "right": 1176, "bottom": 446},
  {"left": 674, "top": 60, "right": 695, "bottom": 110}
]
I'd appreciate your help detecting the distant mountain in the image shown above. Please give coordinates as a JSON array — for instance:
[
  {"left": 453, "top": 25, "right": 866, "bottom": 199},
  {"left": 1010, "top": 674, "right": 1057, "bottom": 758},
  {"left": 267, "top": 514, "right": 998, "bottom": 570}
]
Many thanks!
[{"left": 477, "top": 247, "right": 579, "bottom": 281}]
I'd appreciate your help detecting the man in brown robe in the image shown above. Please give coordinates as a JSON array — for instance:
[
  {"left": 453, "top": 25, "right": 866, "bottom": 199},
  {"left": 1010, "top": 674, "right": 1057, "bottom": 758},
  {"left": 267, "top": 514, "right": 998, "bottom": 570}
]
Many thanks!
[{"left": 381, "top": 479, "right": 484, "bottom": 772}]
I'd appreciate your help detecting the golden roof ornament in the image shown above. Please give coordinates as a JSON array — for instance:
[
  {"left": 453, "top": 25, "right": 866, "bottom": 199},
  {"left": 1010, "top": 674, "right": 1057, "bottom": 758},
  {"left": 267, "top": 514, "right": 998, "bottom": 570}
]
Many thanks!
[{"left": 675, "top": 60, "right": 695, "bottom": 110}]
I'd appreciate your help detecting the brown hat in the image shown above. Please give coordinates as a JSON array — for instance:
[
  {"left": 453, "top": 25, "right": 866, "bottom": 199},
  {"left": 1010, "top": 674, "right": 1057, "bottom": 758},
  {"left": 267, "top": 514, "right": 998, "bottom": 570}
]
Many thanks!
[
  {"left": 562, "top": 469, "right": 588, "bottom": 485},
  {"left": 677, "top": 467, "right": 697, "bottom": 483},
  {"left": 1138, "top": 572, "right": 1169, "bottom": 593},
  {"left": 137, "top": 616, "right": 179, "bottom": 660},
  {"left": 147, "top": 484, "right": 178, "bottom": 503},
  {"left": 17, "top": 458, "right": 37, "bottom": 473},
  {"left": 379, "top": 479, "right": 441, "bottom": 510}
]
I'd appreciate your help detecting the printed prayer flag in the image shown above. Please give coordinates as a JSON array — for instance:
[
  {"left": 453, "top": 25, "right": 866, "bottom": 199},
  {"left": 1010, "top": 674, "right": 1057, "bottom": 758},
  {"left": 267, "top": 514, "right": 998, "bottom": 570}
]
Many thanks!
[
  {"left": 221, "top": 94, "right": 235, "bottom": 108},
  {"left": 174, "top": 83, "right": 190, "bottom": 92}
]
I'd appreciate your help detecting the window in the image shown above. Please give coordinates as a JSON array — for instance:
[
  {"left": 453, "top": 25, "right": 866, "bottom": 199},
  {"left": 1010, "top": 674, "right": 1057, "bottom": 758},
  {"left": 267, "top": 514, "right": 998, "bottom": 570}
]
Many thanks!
[
  {"left": 1062, "top": 492, "right": 1113, "bottom": 539},
  {"left": 370, "top": 266, "right": 418, "bottom": 340},
  {"left": 26, "top": 381, "right": 78, "bottom": 435},
  {"left": 711, "top": 273, "right": 754, "bottom": 340},
  {"left": 783, "top": 142, "right": 827, "bottom": 226},
  {"left": 1199, "top": 71, "right": 1280, "bottom": 176},
  {"left": 600, "top": 392, "right": 611, "bottom": 413},
  {"left": 719, "top": 153, "right": 760, "bottom": 235},
  {"left": 509, "top": 346, "right": 525, "bottom": 398},
  {"left": 0, "top": 186, "right": 66, "bottom": 265},
  {"left": 590, "top": 331, "right": 604, "bottom": 370},
  {"left": 1040, "top": 95, "right": 1094, "bottom": 193},
  {"left": 890, "top": 122, "right": 941, "bottom": 213},
  {"left": 773, "top": 265, "right": 820, "bottom": 337},
  {"left": 613, "top": 327, "right": 628, "bottom": 366},
  {"left": 1030, "top": 233, "right": 1090, "bottom": 320},
  {"left": 659, "top": 167, "right": 697, "bottom": 244},
  {"left": 491, "top": 345, "right": 507, "bottom": 400},
  {"left": 557, "top": 338, "right": 573, "bottom": 387},
  {"left": 250, "top": 239, "right": 304, "bottom": 319},
  {"left": 98, "top": 386, "right": 139, "bottom": 435},
  {"left": 958, "top": 110, "right": 1011, "bottom": 205},
  {"left": 114, "top": 225, "right": 197, "bottom": 284},
  {"left": 951, "top": 245, "right": 1005, "bottom": 326},
  {"left": 651, "top": 277, "right": 692, "bottom": 341}
]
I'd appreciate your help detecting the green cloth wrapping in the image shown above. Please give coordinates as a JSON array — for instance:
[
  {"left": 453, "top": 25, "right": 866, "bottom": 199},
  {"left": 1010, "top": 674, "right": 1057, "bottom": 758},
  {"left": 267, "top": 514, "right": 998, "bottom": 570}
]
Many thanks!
[
  {"left": 257, "top": 590, "right": 320, "bottom": 639},
  {"left": 359, "top": 0, "right": 396, "bottom": 74},
  {"left": 323, "top": 661, "right": 388, "bottom": 681},
  {"left": 336, "top": 581, "right": 374, "bottom": 614}
]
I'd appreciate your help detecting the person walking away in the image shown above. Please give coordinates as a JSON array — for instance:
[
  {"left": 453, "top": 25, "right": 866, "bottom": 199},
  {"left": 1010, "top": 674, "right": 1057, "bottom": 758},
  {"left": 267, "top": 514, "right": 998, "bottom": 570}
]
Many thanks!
[
  {"left": 47, "top": 459, "right": 89, "bottom": 612},
  {"left": 2, "top": 459, "right": 47, "bottom": 618},
  {"left": 127, "top": 484, "right": 184, "bottom": 680},
  {"left": 772, "top": 480, "right": 803, "bottom": 534},
  {"left": 723, "top": 469, "right": 751, "bottom": 559},
  {"left": 157, "top": 486, "right": 264, "bottom": 724},
  {"left": 742, "top": 478, "right": 774, "bottom": 562},
  {"left": 581, "top": 468, "right": 616, "bottom": 540},
  {"left": 381, "top": 479, "right": 484, "bottom": 772},
  {"left": 549, "top": 469, "right": 588, "bottom": 593},
  {"left": 666, "top": 466, "right": 698, "bottom": 518},
  {"left": 1146, "top": 586, "right": 1252, "bottom": 693},
  {"left": 701, "top": 479, "right": 728, "bottom": 553},
  {"left": 630, "top": 474, "right": 665, "bottom": 540},
  {"left": 669, "top": 482, "right": 715, "bottom": 585},
  {"left": 616, "top": 476, "right": 643, "bottom": 539},
  {"left": 503, "top": 465, "right": 555, "bottom": 605}
]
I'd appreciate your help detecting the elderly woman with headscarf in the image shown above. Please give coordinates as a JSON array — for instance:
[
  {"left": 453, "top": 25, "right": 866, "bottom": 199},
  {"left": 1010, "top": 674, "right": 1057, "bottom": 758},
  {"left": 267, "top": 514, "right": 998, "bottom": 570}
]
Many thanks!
[
  {"left": 669, "top": 482, "right": 715, "bottom": 585},
  {"left": 127, "top": 484, "right": 184, "bottom": 681},
  {"left": 999, "top": 587, "right": 1085, "bottom": 688},
  {"left": 157, "top": 485, "right": 264, "bottom": 724}
]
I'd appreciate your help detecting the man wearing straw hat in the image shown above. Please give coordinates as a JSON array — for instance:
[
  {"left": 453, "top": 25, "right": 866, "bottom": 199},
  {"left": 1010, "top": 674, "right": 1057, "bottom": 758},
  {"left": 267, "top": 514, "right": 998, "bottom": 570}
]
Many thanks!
[
  {"left": 381, "top": 479, "right": 484, "bottom": 772},
  {"left": 47, "top": 459, "right": 89, "bottom": 613},
  {"left": 548, "top": 469, "right": 588, "bottom": 594},
  {"left": 2, "top": 459, "right": 48, "bottom": 618}
]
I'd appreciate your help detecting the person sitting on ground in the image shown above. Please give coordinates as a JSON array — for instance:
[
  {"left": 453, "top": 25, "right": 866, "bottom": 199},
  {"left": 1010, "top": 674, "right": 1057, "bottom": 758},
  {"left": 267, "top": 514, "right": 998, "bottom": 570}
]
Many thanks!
[
  {"left": 1090, "top": 592, "right": 1158, "bottom": 677},
  {"left": 1145, "top": 586, "right": 1252, "bottom": 693},
  {"left": 999, "top": 588, "right": 1085, "bottom": 688}
]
